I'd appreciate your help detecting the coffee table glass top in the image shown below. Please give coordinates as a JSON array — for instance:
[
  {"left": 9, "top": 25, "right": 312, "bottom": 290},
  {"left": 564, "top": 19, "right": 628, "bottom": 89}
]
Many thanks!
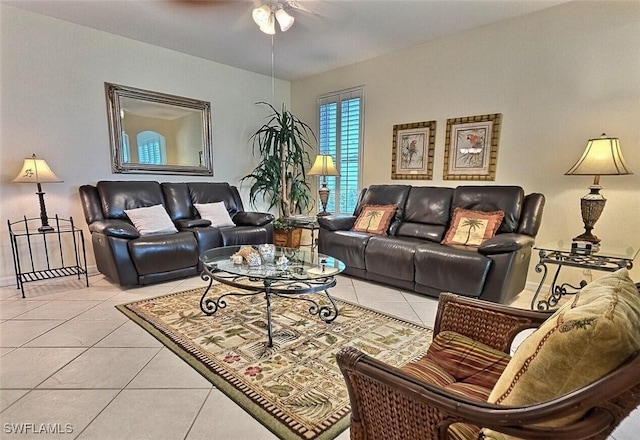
[{"left": 200, "top": 245, "right": 344, "bottom": 281}]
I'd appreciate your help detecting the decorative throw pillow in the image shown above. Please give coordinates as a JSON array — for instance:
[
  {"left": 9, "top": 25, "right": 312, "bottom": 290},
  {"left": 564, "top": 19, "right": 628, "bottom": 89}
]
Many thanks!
[
  {"left": 442, "top": 208, "right": 504, "bottom": 247},
  {"left": 351, "top": 204, "right": 397, "bottom": 235},
  {"left": 482, "top": 269, "right": 640, "bottom": 440},
  {"left": 195, "top": 202, "right": 235, "bottom": 227},
  {"left": 124, "top": 204, "right": 178, "bottom": 236}
]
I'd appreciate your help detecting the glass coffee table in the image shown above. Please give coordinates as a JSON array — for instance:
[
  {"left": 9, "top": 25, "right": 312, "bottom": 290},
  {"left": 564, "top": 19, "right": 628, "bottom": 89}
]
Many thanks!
[{"left": 199, "top": 245, "right": 345, "bottom": 346}]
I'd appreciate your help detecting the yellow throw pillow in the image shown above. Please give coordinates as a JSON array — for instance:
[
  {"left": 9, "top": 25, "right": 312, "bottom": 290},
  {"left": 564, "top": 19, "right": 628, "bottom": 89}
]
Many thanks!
[
  {"left": 351, "top": 204, "right": 397, "bottom": 235},
  {"left": 482, "top": 269, "right": 640, "bottom": 440},
  {"left": 441, "top": 208, "right": 504, "bottom": 247}
]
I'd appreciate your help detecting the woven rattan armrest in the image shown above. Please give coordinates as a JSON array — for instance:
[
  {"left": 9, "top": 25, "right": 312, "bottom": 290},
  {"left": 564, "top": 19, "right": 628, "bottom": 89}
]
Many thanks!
[
  {"left": 337, "top": 346, "right": 640, "bottom": 440},
  {"left": 434, "top": 293, "right": 552, "bottom": 353}
]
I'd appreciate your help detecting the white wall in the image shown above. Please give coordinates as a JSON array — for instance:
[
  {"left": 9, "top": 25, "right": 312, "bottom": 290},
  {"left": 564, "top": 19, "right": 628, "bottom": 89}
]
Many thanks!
[
  {"left": 0, "top": 5, "right": 289, "bottom": 282},
  {"left": 292, "top": 1, "right": 640, "bottom": 282}
]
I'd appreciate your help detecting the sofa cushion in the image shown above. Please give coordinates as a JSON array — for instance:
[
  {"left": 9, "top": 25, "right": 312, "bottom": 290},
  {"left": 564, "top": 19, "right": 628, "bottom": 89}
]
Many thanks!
[
  {"left": 427, "top": 331, "right": 511, "bottom": 389},
  {"left": 195, "top": 202, "right": 235, "bottom": 227},
  {"left": 97, "top": 180, "right": 166, "bottom": 220},
  {"left": 415, "top": 243, "right": 492, "bottom": 297},
  {"left": 483, "top": 269, "right": 640, "bottom": 439},
  {"left": 452, "top": 186, "right": 523, "bottom": 234},
  {"left": 188, "top": 182, "right": 243, "bottom": 215},
  {"left": 396, "top": 187, "right": 454, "bottom": 241},
  {"left": 354, "top": 185, "right": 411, "bottom": 234},
  {"left": 364, "top": 236, "right": 422, "bottom": 282},
  {"left": 124, "top": 205, "right": 178, "bottom": 236},
  {"left": 442, "top": 208, "right": 504, "bottom": 247},
  {"left": 402, "top": 330, "right": 511, "bottom": 440},
  {"left": 220, "top": 226, "right": 270, "bottom": 247},
  {"left": 352, "top": 204, "right": 397, "bottom": 235},
  {"left": 402, "top": 331, "right": 506, "bottom": 440},
  {"left": 402, "top": 330, "right": 510, "bottom": 390},
  {"left": 128, "top": 232, "right": 198, "bottom": 275},
  {"left": 319, "top": 230, "right": 371, "bottom": 270}
]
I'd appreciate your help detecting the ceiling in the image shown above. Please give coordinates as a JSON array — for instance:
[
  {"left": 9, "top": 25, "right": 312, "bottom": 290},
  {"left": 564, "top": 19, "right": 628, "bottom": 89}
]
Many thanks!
[{"left": 6, "top": 0, "right": 565, "bottom": 81}]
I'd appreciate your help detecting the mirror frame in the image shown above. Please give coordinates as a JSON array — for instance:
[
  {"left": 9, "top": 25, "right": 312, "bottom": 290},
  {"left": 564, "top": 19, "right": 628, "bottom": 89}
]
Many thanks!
[{"left": 105, "top": 82, "right": 214, "bottom": 176}]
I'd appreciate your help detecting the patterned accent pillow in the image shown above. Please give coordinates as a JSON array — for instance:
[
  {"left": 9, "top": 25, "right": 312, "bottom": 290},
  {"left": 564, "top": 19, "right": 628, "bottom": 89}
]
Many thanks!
[
  {"left": 482, "top": 269, "right": 640, "bottom": 440},
  {"left": 426, "top": 331, "right": 511, "bottom": 390},
  {"left": 351, "top": 204, "right": 397, "bottom": 235},
  {"left": 124, "top": 204, "right": 178, "bottom": 236},
  {"left": 401, "top": 331, "right": 511, "bottom": 390},
  {"left": 195, "top": 202, "right": 235, "bottom": 227},
  {"left": 441, "top": 207, "right": 504, "bottom": 247}
]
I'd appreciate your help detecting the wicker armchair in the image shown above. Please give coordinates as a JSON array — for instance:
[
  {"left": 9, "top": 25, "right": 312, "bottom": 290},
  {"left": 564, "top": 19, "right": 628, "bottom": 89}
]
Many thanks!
[{"left": 337, "top": 292, "right": 640, "bottom": 440}]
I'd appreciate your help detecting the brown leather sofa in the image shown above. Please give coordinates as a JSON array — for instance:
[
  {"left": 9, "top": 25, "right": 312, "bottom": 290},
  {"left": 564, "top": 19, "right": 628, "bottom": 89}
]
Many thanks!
[
  {"left": 318, "top": 185, "right": 544, "bottom": 303},
  {"left": 79, "top": 180, "right": 274, "bottom": 286}
]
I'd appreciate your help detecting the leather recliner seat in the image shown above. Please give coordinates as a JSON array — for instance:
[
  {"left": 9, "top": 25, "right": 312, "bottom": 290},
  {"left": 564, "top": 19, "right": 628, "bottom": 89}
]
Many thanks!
[
  {"left": 79, "top": 180, "right": 274, "bottom": 287},
  {"left": 318, "top": 185, "right": 545, "bottom": 303}
]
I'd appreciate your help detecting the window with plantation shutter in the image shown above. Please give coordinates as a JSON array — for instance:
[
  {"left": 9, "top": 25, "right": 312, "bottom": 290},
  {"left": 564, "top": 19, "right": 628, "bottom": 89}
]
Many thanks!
[
  {"left": 136, "top": 130, "right": 167, "bottom": 165},
  {"left": 318, "top": 87, "right": 363, "bottom": 215}
]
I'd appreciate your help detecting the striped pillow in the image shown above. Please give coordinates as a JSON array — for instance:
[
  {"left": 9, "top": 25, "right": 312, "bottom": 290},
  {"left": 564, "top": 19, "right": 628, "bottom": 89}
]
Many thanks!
[
  {"left": 400, "top": 357, "right": 455, "bottom": 387},
  {"left": 425, "top": 331, "right": 511, "bottom": 390}
]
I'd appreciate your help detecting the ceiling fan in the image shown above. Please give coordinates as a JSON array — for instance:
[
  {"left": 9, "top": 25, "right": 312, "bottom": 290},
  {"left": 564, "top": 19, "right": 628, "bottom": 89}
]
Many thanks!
[{"left": 252, "top": 0, "right": 326, "bottom": 34}]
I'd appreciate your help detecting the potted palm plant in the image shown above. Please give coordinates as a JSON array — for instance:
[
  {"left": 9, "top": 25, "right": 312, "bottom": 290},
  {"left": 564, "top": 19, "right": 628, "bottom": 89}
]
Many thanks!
[{"left": 242, "top": 102, "right": 316, "bottom": 247}]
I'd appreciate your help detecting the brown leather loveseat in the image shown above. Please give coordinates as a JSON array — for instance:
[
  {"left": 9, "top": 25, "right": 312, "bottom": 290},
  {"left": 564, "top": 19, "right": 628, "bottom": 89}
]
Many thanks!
[
  {"left": 318, "top": 185, "right": 544, "bottom": 304},
  {"left": 79, "top": 180, "right": 274, "bottom": 286}
]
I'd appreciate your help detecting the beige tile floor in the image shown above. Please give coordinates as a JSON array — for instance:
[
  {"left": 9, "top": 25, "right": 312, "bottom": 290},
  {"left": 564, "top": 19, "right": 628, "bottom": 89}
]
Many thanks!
[{"left": 0, "top": 274, "right": 637, "bottom": 439}]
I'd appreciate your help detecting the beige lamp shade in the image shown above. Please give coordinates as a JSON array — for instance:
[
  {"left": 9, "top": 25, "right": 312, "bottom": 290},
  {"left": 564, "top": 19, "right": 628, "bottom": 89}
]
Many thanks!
[
  {"left": 565, "top": 134, "right": 632, "bottom": 245},
  {"left": 13, "top": 154, "right": 63, "bottom": 183},
  {"left": 308, "top": 155, "right": 339, "bottom": 177},
  {"left": 12, "top": 154, "right": 62, "bottom": 232},
  {"left": 565, "top": 135, "right": 632, "bottom": 177}
]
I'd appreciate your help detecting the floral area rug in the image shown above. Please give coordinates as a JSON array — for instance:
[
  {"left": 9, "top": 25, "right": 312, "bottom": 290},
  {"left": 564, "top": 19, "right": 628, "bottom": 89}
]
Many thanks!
[{"left": 117, "top": 284, "right": 433, "bottom": 440}]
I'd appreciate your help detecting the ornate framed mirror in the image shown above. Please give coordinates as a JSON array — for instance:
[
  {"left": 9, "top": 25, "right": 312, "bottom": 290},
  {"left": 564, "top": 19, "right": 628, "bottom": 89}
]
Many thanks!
[{"left": 105, "top": 82, "right": 213, "bottom": 175}]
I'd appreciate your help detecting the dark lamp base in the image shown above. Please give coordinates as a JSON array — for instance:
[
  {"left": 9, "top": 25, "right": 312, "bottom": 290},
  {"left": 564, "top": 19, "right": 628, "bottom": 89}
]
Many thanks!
[
  {"left": 38, "top": 225, "right": 55, "bottom": 233},
  {"left": 317, "top": 211, "right": 331, "bottom": 217},
  {"left": 573, "top": 231, "right": 600, "bottom": 244}
]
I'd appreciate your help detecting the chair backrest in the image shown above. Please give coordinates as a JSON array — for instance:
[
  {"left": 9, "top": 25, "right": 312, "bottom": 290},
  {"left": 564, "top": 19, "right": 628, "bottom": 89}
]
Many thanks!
[
  {"left": 451, "top": 185, "right": 524, "bottom": 234},
  {"left": 161, "top": 182, "right": 244, "bottom": 222},
  {"left": 96, "top": 180, "right": 166, "bottom": 220},
  {"left": 395, "top": 186, "right": 454, "bottom": 242}
]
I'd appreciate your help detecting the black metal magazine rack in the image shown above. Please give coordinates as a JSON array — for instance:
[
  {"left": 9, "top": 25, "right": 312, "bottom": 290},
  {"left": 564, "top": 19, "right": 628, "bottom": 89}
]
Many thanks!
[{"left": 8, "top": 215, "right": 89, "bottom": 298}]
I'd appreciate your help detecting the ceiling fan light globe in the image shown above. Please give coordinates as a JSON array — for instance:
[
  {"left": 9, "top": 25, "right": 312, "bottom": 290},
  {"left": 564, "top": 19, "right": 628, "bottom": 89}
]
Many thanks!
[
  {"left": 275, "top": 8, "right": 294, "bottom": 32},
  {"left": 259, "top": 15, "right": 276, "bottom": 35},
  {"left": 252, "top": 5, "right": 271, "bottom": 26}
]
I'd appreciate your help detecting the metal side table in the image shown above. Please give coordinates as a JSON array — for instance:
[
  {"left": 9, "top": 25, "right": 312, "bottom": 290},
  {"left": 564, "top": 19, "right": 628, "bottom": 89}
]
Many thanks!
[
  {"left": 283, "top": 215, "right": 319, "bottom": 252},
  {"left": 530, "top": 241, "right": 637, "bottom": 311}
]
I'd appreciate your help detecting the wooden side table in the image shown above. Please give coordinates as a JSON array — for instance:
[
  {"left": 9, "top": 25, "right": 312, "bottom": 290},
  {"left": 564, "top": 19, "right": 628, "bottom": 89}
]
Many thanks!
[
  {"left": 8, "top": 215, "right": 89, "bottom": 298},
  {"left": 530, "top": 241, "right": 637, "bottom": 310}
]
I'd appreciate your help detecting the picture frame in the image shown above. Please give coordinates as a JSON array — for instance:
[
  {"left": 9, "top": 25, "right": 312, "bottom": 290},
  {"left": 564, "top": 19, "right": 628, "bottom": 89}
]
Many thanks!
[
  {"left": 391, "top": 120, "right": 435, "bottom": 180},
  {"left": 443, "top": 113, "right": 502, "bottom": 180}
]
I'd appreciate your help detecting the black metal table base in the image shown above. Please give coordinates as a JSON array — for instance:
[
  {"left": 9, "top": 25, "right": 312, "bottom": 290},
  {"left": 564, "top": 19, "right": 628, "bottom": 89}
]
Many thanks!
[
  {"left": 531, "top": 262, "right": 589, "bottom": 310},
  {"left": 199, "top": 269, "right": 339, "bottom": 347},
  {"left": 530, "top": 247, "right": 634, "bottom": 311}
]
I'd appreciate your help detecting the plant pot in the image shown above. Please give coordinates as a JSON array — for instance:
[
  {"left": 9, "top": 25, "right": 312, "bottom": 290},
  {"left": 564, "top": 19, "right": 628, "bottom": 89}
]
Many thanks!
[{"left": 274, "top": 228, "right": 302, "bottom": 248}]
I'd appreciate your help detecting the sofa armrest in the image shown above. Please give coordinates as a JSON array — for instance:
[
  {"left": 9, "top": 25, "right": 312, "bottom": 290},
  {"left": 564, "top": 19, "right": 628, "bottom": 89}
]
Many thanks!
[
  {"left": 434, "top": 293, "right": 550, "bottom": 353},
  {"left": 477, "top": 233, "right": 535, "bottom": 255},
  {"left": 318, "top": 215, "right": 356, "bottom": 231},
  {"left": 175, "top": 218, "right": 211, "bottom": 228},
  {"left": 89, "top": 220, "right": 140, "bottom": 239},
  {"left": 233, "top": 211, "right": 274, "bottom": 227}
]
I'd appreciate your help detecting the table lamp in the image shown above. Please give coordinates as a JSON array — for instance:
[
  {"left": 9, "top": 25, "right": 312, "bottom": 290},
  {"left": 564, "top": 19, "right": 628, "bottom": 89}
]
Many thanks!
[
  {"left": 308, "top": 154, "right": 340, "bottom": 216},
  {"left": 565, "top": 134, "right": 632, "bottom": 244},
  {"left": 12, "top": 154, "right": 63, "bottom": 232}
]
